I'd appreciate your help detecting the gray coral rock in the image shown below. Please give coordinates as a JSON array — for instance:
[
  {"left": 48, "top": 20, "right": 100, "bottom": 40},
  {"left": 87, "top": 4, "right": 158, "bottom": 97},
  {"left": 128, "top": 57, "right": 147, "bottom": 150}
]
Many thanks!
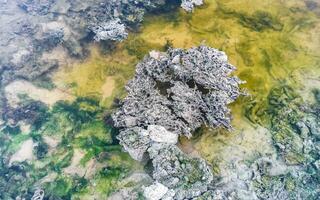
[
  {"left": 113, "top": 46, "right": 244, "bottom": 199},
  {"left": 113, "top": 46, "right": 244, "bottom": 137},
  {"left": 117, "top": 127, "right": 150, "bottom": 161}
]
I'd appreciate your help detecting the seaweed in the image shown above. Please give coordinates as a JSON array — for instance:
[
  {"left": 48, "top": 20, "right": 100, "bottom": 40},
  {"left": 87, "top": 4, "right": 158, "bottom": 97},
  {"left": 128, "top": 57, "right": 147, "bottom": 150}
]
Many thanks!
[
  {"left": 238, "top": 11, "right": 283, "bottom": 32},
  {"left": 45, "top": 176, "right": 73, "bottom": 198}
]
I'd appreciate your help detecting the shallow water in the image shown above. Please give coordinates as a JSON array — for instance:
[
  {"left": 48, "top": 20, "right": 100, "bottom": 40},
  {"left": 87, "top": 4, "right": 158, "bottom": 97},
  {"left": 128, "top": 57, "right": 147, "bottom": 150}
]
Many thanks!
[
  {"left": 57, "top": 0, "right": 320, "bottom": 166},
  {"left": 2, "top": 0, "right": 320, "bottom": 199}
]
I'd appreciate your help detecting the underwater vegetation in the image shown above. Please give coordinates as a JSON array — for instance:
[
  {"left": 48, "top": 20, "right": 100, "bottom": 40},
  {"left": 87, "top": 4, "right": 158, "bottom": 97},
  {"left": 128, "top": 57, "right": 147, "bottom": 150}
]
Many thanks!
[
  {"left": 0, "top": 96, "right": 140, "bottom": 199},
  {"left": 216, "top": 4, "right": 284, "bottom": 32}
]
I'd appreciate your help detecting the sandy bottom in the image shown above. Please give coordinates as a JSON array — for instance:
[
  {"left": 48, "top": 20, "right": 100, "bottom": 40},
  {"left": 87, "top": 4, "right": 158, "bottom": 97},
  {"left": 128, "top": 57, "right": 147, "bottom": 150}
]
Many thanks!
[
  {"left": 9, "top": 139, "right": 34, "bottom": 165},
  {"left": 63, "top": 149, "right": 102, "bottom": 178},
  {"left": 101, "top": 76, "right": 115, "bottom": 100},
  {"left": 5, "top": 80, "right": 74, "bottom": 108}
]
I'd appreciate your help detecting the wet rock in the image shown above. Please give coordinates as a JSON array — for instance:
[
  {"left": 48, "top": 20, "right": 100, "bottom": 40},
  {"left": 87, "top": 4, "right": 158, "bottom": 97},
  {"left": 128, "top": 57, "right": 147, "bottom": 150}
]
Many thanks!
[
  {"left": 17, "top": 0, "right": 55, "bottom": 15},
  {"left": 305, "top": 116, "right": 320, "bottom": 139},
  {"left": 305, "top": 1, "right": 318, "bottom": 11},
  {"left": 149, "top": 144, "right": 213, "bottom": 183},
  {"left": 34, "top": 28, "right": 64, "bottom": 52},
  {"left": 253, "top": 157, "right": 288, "bottom": 177},
  {"left": 296, "top": 121, "right": 309, "bottom": 139},
  {"left": 148, "top": 143, "right": 214, "bottom": 200},
  {"left": 31, "top": 188, "right": 44, "bottom": 200},
  {"left": 117, "top": 125, "right": 178, "bottom": 161}
]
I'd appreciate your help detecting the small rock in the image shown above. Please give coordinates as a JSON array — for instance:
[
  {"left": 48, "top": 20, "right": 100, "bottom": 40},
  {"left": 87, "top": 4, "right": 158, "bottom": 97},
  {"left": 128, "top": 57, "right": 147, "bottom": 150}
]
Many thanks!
[
  {"left": 148, "top": 125, "right": 178, "bottom": 144},
  {"left": 149, "top": 51, "right": 161, "bottom": 60},
  {"left": 143, "top": 182, "right": 168, "bottom": 200}
]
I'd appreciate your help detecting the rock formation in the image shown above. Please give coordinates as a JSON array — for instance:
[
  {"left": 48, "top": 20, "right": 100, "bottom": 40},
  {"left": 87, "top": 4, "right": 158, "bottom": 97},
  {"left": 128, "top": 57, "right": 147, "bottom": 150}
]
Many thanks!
[{"left": 113, "top": 46, "right": 244, "bottom": 199}]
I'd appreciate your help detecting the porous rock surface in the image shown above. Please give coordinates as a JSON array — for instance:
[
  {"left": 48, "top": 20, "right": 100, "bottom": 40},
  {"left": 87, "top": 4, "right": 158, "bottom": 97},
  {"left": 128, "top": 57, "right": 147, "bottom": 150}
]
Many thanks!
[{"left": 113, "top": 46, "right": 244, "bottom": 199}]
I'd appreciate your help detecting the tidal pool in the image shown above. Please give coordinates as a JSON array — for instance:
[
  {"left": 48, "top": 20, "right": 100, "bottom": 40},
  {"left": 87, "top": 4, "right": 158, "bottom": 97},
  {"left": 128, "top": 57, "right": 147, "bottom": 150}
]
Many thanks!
[
  {"left": 1, "top": 0, "right": 320, "bottom": 199},
  {"left": 55, "top": 0, "right": 320, "bottom": 198}
]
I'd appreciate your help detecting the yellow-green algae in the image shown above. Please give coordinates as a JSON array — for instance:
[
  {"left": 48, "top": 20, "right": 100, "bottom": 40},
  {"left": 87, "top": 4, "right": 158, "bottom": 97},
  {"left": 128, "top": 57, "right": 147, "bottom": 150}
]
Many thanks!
[{"left": 54, "top": 44, "right": 138, "bottom": 108}]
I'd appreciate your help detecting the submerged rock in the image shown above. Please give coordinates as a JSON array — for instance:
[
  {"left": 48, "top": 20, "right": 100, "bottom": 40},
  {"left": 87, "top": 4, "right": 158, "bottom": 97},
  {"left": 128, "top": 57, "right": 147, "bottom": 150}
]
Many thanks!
[
  {"left": 245, "top": 85, "right": 320, "bottom": 199},
  {"left": 31, "top": 189, "right": 44, "bottom": 200}
]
